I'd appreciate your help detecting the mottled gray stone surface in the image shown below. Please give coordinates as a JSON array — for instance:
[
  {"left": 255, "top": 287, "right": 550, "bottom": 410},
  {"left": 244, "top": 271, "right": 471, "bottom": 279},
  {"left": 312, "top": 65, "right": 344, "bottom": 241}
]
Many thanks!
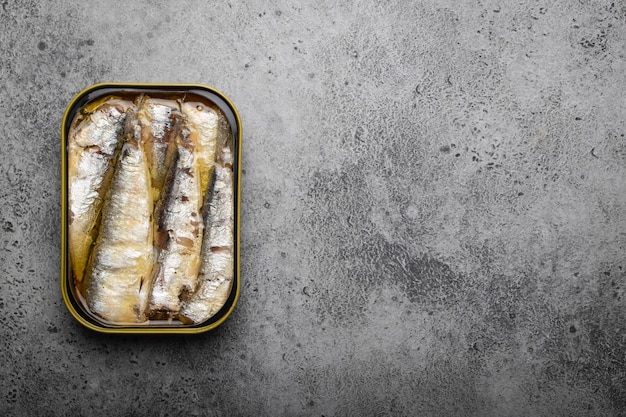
[{"left": 1, "top": 0, "right": 625, "bottom": 415}]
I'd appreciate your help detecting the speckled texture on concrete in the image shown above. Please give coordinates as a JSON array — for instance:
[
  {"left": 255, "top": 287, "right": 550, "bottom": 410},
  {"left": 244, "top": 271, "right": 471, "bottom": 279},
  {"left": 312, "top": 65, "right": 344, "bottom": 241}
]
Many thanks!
[{"left": 1, "top": 0, "right": 625, "bottom": 415}]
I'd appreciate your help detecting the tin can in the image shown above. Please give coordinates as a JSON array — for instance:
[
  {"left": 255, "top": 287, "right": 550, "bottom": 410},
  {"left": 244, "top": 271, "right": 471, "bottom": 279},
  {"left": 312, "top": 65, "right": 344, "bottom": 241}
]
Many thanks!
[{"left": 60, "top": 83, "right": 241, "bottom": 334}]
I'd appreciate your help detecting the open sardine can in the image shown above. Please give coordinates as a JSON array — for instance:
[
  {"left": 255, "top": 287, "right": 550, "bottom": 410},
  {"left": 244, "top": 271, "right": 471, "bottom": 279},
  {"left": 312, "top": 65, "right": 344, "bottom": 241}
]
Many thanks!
[{"left": 60, "top": 83, "right": 241, "bottom": 334}]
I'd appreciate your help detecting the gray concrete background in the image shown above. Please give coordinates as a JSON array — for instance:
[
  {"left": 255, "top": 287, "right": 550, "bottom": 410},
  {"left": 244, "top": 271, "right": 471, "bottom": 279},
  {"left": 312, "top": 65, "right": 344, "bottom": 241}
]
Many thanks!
[{"left": 1, "top": 0, "right": 625, "bottom": 415}]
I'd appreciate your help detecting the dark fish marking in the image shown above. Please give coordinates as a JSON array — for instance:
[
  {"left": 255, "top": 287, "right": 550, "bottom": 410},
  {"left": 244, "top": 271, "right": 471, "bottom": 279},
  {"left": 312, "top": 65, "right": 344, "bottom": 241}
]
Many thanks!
[
  {"left": 154, "top": 148, "right": 180, "bottom": 231},
  {"left": 177, "top": 314, "right": 194, "bottom": 325},
  {"left": 155, "top": 230, "right": 170, "bottom": 250},
  {"left": 201, "top": 168, "right": 217, "bottom": 223},
  {"left": 176, "top": 237, "right": 194, "bottom": 248},
  {"left": 148, "top": 309, "right": 174, "bottom": 320},
  {"left": 84, "top": 144, "right": 102, "bottom": 153},
  {"left": 178, "top": 286, "right": 194, "bottom": 302},
  {"left": 210, "top": 246, "right": 230, "bottom": 253}
]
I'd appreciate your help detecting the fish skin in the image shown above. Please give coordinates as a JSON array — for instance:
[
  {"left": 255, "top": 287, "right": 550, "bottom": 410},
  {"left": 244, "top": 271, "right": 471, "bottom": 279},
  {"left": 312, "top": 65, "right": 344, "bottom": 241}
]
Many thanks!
[
  {"left": 181, "top": 102, "right": 219, "bottom": 200},
  {"left": 68, "top": 99, "right": 129, "bottom": 282},
  {"left": 82, "top": 111, "right": 154, "bottom": 324},
  {"left": 138, "top": 97, "right": 181, "bottom": 203},
  {"left": 216, "top": 105, "right": 232, "bottom": 150},
  {"left": 179, "top": 147, "right": 234, "bottom": 324},
  {"left": 148, "top": 128, "right": 204, "bottom": 315}
]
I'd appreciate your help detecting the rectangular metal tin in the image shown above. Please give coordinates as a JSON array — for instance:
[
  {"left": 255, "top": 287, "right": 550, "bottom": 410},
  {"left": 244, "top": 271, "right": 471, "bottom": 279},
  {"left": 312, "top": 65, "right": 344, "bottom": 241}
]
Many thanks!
[{"left": 61, "top": 83, "right": 242, "bottom": 334}]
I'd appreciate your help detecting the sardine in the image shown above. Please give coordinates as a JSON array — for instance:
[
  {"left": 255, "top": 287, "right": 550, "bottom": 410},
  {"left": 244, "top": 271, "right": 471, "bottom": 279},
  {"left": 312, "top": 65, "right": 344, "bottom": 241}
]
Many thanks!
[
  {"left": 148, "top": 127, "right": 204, "bottom": 315},
  {"left": 179, "top": 146, "right": 234, "bottom": 324},
  {"left": 82, "top": 111, "right": 154, "bottom": 324},
  {"left": 138, "top": 97, "right": 181, "bottom": 203},
  {"left": 181, "top": 102, "right": 219, "bottom": 200},
  {"left": 68, "top": 99, "right": 129, "bottom": 282}
]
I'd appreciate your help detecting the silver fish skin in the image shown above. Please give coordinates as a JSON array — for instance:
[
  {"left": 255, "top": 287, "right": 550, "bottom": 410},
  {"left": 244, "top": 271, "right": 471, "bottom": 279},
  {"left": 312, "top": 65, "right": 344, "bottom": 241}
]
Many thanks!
[
  {"left": 138, "top": 97, "right": 181, "bottom": 203},
  {"left": 181, "top": 102, "right": 219, "bottom": 199},
  {"left": 148, "top": 129, "right": 204, "bottom": 315},
  {"left": 68, "top": 99, "right": 130, "bottom": 282},
  {"left": 180, "top": 147, "right": 234, "bottom": 324},
  {"left": 82, "top": 113, "right": 154, "bottom": 324}
]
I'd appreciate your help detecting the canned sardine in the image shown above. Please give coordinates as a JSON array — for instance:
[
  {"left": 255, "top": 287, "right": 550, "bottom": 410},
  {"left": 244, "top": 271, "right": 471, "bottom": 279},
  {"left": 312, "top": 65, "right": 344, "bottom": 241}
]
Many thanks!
[{"left": 61, "top": 84, "right": 241, "bottom": 333}]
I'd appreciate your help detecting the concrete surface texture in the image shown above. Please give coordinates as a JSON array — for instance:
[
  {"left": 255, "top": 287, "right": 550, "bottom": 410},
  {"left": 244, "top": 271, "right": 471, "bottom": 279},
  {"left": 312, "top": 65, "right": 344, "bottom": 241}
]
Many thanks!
[{"left": 1, "top": 0, "right": 625, "bottom": 415}]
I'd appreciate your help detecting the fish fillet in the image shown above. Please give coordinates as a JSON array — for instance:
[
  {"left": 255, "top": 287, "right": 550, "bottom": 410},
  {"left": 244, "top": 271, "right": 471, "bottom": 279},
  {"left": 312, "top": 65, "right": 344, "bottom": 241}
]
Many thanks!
[
  {"left": 179, "top": 146, "right": 234, "bottom": 324},
  {"left": 68, "top": 99, "right": 129, "bottom": 282},
  {"left": 138, "top": 97, "right": 181, "bottom": 204},
  {"left": 181, "top": 102, "right": 219, "bottom": 200},
  {"left": 82, "top": 111, "right": 154, "bottom": 324},
  {"left": 148, "top": 128, "right": 204, "bottom": 315}
]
